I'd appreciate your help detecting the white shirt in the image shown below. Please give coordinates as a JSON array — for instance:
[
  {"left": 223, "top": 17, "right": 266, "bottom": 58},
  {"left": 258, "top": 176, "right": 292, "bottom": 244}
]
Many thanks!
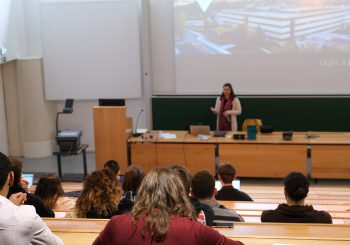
[{"left": 0, "top": 195, "right": 63, "bottom": 245}]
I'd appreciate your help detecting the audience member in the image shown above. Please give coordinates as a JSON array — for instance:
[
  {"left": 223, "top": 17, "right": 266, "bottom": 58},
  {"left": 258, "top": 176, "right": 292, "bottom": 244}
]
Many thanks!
[
  {"left": 93, "top": 168, "right": 243, "bottom": 245},
  {"left": 104, "top": 160, "right": 121, "bottom": 177},
  {"left": 0, "top": 152, "right": 63, "bottom": 245},
  {"left": 169, "top": 164, "right": 214, "bottom": 226},
  {"left": 35, "top": 174, "right": 76, "bottom": 210},
  {"left": 261, "top": 172, "right": 332, "bottom": 223},
  {"left": 7, "top": 158, "right": 55, "bottom": 217},
  {"left": 191, "top": 170, "right": 244, "bottom": 224},
  {"left": 216, "top": 163, "right": 252, "bottom": 201},
  {"left": 118, "top": 165, "right": 145, "bottom": 213},
  {"left": 76, "top": 169, "right": 124, "bottom": 218}
]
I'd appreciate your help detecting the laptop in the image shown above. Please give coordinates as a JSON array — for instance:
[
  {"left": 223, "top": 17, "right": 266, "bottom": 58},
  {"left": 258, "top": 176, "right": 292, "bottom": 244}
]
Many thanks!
[
  {"left": 215, "top": 179, "right": 240, "bottom": 191},
  {"left": 22, "top": 173, "right": 34, "bottom": 188},
  {"left": 189, "top": 125, "right": 210, "bottom": 136}
]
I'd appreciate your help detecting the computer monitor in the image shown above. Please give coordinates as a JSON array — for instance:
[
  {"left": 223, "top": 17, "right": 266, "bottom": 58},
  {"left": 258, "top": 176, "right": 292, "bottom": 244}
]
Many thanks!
[
  {"left": 22, "top": 173, "right": 34, "bottom": 188},
  {"left": 98, "top": 99, "right": 125, "bottom": 106}
]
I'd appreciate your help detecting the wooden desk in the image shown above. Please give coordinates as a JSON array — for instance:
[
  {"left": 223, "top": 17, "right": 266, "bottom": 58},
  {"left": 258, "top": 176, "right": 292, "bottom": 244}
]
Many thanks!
[
  {"left": 130, "top": 131, "right": 216, "bottom": 174},
  {"left": 45, "top": 218, "right": 350, "bottom": 245},
  {"left": 129, "top": 131, "right": 350, "bottom": 178},
  {"left": 309, "top": 132, "right": 350, "bottom": 178}
]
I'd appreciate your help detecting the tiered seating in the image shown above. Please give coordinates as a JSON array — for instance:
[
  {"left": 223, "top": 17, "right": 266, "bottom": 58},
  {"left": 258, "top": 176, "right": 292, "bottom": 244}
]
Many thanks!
[{"left": 41, "top": 180, "right": 350, "bottom": 244}]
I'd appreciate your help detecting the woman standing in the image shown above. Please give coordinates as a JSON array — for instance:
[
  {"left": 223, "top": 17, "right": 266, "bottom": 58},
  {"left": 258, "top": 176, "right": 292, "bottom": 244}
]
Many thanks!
[{"left": 211, "top": 83, "right": 242, "bottom": 131}]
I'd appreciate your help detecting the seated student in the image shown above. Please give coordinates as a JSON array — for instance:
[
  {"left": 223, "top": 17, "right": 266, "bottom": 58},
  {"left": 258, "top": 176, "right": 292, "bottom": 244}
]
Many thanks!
[
  {"left": 118, "top": 165, "right": 145, "bottom": 213},
  {"left": 216, "top": 163, "right": 253, "bottom": 201},
  {"left": 104, "top": 160, "right": 121, "bottom": 177},
  {"left": 76, "top": 169, "right": 124, "bottom": 218},
  {"left": 169, "top": 164, "right": 215, "bottom": 226},
  {"left": 7, "top": 158, "right": 55, "bottom": 217},
  {"left": 261, "top": 172, "right": 332, "bottom": 224},
  {"left": 0, "top": 152, "right": 63, "bottom": 245},
  {"left": 34, "top": 174, "right": 76, "bottom": 211},
  {"left": 191, "top": 170, "right": 244, "bottom": 224},
  {"left": 93, "top": 168, "right": 243, "bottom": 245}
]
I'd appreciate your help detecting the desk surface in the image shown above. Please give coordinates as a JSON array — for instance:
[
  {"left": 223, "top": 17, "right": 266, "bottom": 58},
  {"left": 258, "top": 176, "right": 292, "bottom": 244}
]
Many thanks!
[
  {"left": 129, "top": 131, "right": 350, "bottom": 145},
  {"left": 45, "top": 218, "right": 350, "bottom": 241}
]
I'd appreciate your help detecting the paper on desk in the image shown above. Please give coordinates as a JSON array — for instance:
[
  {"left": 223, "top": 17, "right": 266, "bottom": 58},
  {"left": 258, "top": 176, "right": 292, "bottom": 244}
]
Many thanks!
[
  {"left": 197, "top": 134, "right": 210, "bottom": 140},
  {"left": 55, "top": 212, "right": 67, "bottom": 218},
  {"left": 159, "top": 132, "right": 177, "bottom": 139}
]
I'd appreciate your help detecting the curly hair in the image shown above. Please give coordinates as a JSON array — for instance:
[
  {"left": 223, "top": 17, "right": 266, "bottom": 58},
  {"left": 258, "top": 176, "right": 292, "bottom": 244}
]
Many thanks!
[
  {"left": 76, "top": 169, "right": 122, "bottom": 218},
  {"left": 130, "top": 168, "right": 196, "bottom": 242},
  {"left": 34, "top": 174, "right": 64, "bottom": 209}
]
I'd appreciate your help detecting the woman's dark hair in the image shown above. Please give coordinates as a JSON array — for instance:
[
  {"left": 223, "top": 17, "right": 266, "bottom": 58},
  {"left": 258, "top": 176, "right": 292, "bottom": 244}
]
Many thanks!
[
  {"left": 0, "top": 152, "right": 12, "bottom": 189},
  {"left": 104, "top": 160, "right": 120, "bottom": 175},
  {"left": 220, "top": 83, "right": 236, "bottom": 100},
  {"left": 284, "top": 172, "right": 309, "bottom": 202},
  {"left": 9, "top": 158, "right": 23, "bottom": 185},
  {"left": 122, "top": 165, "right": 145, "bottom": 194},
  {"left": 168, "top": 164, "right": 192, "bottom": 195},
  {"left": 130, "top": 168, "right": 195, "bottom": 242},
  {"left": 34, "top": 174, "right": 65, "bottom": 209}
]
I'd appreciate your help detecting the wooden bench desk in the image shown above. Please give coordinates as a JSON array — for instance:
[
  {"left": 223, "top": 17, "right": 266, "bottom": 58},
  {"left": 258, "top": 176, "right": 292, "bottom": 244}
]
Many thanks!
[{"left": 45, "top": 218, "right": 350, "bottom": 245}]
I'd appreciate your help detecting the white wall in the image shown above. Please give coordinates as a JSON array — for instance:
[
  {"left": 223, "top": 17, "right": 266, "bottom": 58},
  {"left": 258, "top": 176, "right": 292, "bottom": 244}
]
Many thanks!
[
  {"left": 2, "top": 0, "right": 162, "bottom": 153},
  {"left": 0, "top": 65, "right": 9, "bottom": 155},
  {"left": 20, "top": 0, "right": 153, "bottom": 151},
  {"left": 149, "top": 0, "right": 175, "bottom": 94}
]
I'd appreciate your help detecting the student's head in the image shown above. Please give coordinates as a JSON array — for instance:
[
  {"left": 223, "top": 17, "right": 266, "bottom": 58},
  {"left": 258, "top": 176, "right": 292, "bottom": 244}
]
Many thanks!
[
  {"left": 34, "top": 174, "right": 65, "bottom": 209},
  {"left": 122, "top": 165, "right": 145, "bottom": 194},
  {"left": 218, "top": 163, "right": 236, "bottom": 185},
  {"left": 131, "top": 168, "right": 195, "bottom": 242},
  {"left": 9, "top": 158, "right": 23, "bottom": 185},
  {"left": 0, "top": 152, "right": 13, "bottom": 194},
  {"left": 191, "top": 170, "right": 215, "bottom": 200},
  {"left": 221, "top": 83, "right": 235, "bottom": 100},
  {"left": 168, "top": 164, "right": 191, "bottom": 195},
  {"left": 284, "top": 172, "right": 309, "bottom": 203},
  {"left": 76, "top": 169, "right": 123, "bottom": 218},
  {"left": 104, "top": 160, "right": 120, "bottom": 176}
]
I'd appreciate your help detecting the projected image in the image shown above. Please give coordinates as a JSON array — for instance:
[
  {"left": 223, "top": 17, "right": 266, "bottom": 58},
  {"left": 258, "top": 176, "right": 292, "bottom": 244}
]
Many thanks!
[{"left": 175, "top": 0, "right": 350, "bottom": 55}]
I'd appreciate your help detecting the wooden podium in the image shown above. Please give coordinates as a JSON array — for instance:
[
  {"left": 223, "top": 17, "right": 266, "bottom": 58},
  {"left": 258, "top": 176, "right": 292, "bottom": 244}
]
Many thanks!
[{"left": 93, "top": 106, "right": 130, "bottom": 173}]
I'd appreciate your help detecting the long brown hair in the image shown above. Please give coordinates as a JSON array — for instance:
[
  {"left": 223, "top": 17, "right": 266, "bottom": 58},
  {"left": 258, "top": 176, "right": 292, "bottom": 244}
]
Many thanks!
[
  {"left": 220, "top": 83, "right": 236, "bottom": 100},
  {"left": 34, "top": 174, "right": 64, "bottom": 209},
  {"left": 122, "top": 165, "right": 145, "bottom": 194},
  {"left": 76, "top": 169, "right": 122, "bottom": 218},
  {"left": 130, "top": 168, "right": 196, "bottom": 242}
]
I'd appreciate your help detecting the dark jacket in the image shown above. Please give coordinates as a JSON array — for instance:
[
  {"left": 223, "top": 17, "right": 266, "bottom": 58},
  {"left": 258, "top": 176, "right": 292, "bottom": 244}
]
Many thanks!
[
  {"left": 216, "top": 186, "right": 253, "bottom": 201},
  {"left": 261, "top": 204, "right": 332, "bottom": 224},
  {"left": 190, "top": 196, "right": 214, "bottom": 227},
  {"left": 8, "top": 184, "right": 55, "bottom": 217}
]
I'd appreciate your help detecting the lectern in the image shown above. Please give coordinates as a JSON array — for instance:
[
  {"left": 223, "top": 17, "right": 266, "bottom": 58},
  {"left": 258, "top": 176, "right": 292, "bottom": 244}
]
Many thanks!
[{"left": 93, "top": 106, "right": 129, "bottom": 173}]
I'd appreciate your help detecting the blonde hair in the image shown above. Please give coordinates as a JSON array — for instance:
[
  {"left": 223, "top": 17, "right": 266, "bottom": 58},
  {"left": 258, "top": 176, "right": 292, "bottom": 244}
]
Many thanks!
[
  {"left": 130, "top": 168, "right": 196, "bottom": 242},
  {"left": 76, "top": 169, "right": 122, "bottom": 218}
]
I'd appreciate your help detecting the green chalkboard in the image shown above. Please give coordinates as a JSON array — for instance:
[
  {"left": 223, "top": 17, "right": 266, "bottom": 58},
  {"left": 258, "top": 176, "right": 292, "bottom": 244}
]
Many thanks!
[{"left": 152, "top": 96, "right": 350, "bottom": 131}]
